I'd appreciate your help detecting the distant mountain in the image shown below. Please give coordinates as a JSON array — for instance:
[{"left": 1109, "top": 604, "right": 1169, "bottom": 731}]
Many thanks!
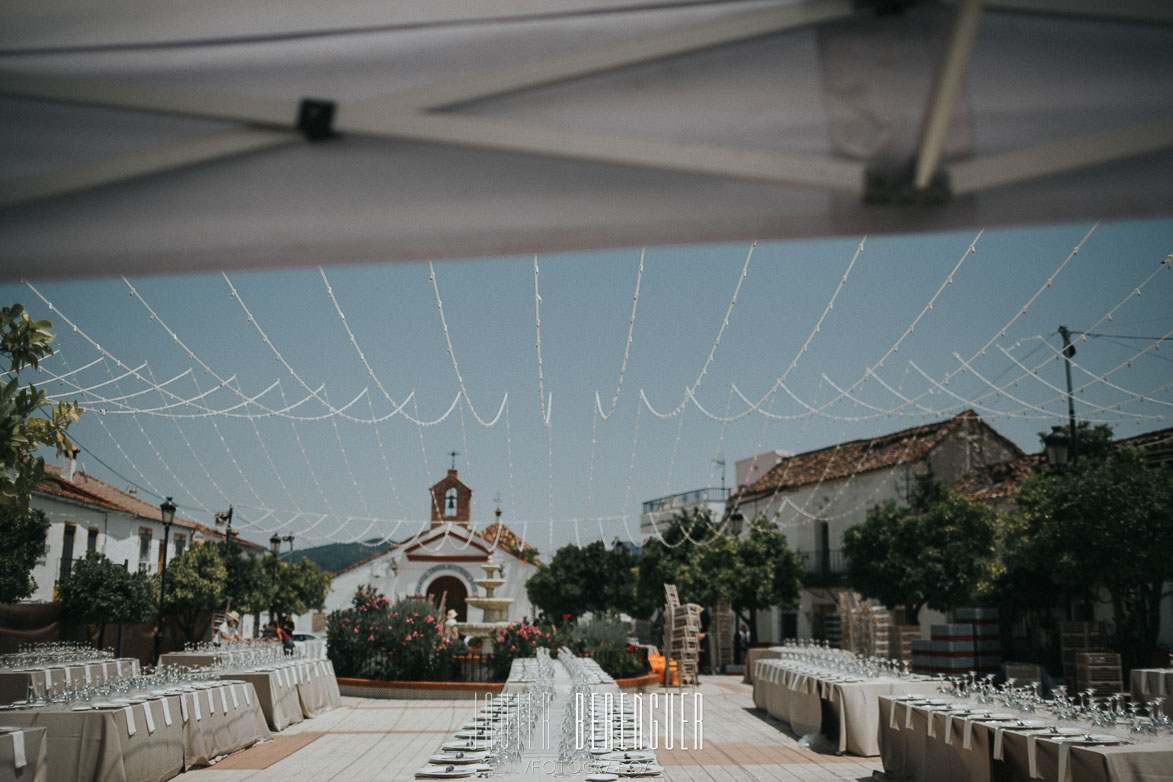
[{"left": 279, "top": 539, "right": 392, "bottom": 574}]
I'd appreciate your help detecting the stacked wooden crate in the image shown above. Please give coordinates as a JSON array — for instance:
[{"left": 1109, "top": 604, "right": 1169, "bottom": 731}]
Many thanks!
[
  {"left": 1075, "top": 651, "right": 1123, "bottom": 697},
  {"left": 957, "top": 607, "right": 1001, "bottom": 674},
  {"left": 892, "top": 625, "right": 922, "bottom": 664},
  {"left": 1061, "top": 621, "right": 1109, "bottom": 691}
]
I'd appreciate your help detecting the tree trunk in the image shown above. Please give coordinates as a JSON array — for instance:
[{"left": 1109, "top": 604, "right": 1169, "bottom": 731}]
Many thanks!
[{"left": 116, "top": 624, "right": 124, "bottom": 658}]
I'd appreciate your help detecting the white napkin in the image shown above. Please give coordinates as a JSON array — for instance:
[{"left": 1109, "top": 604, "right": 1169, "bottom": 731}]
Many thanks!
[
  {"left": 180, "top": 694, "right": 189, "bottom": 723},
  {"left": 207, "top": 689, "right": 215, "bottom": 714},
  {"left": 1057, "top": 741, "right": 1071, "bottom": 782},
  {"left": 905, "top": 702, "right": 915, "bottom": 729},
  {"left": 63, "top": 667, "right": 71, "bottom": 685},
  {"left": 889, "top": 699, "right": 898, "bottom": 729},
  {"left": 115, "top": 660, "right": 123, "bottom": 676},
  {"left": 926, "top": 711, "right": 935, "bottom": 738},
  {"left": 243, "top": 684, "right": 252, "bottom": 706},
  {"left": 944, "top": 714, "right": 954, "bottom": 745},
  {"left": 124, "top": 706, "right": 137, "bottom": 737},
  {"left": 962, "top": 718, "right": 975, "bottom": 750},
  {"left": 230, "top": 685, "right": 240, "bottom": 710},
  {"left": 142, "top": 700, "right": 156, "bottom": 734},
  {"left": 192, "top": 691, "right": 202, "bottom": 721},
  {"left": 993, "top": 728, "right": 1005, "bottom": 760},
  {"left": 11, "top": 730, "right": 26, "bottom": 769},
  {"left": 85, "top": 664, "right": 93, "bottom": 685},
  {"left": 219, "top": 686, "right": 229, "bottom": 714},
  {"left": 1027, "top": 734, "right": 1040, "bottom": 779},
  {"left": 160, "top": 697, "right": 173, "bottom": 726},
  {"left": 281, "top": 667, "right": 291, "bottom": 688}
]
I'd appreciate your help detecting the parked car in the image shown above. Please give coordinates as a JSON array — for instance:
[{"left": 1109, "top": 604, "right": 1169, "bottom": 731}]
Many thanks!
[{"left": 290, "top": 631, "right": 327, "bottom": 656}]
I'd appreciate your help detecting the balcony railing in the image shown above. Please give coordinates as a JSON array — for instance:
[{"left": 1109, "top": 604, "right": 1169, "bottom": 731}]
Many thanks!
[
  {"left": 641, "top": 487, "right": 730, "bottom": 515},
  {"left": 800, "top": 549, "right": 845, "bottom": 585}
]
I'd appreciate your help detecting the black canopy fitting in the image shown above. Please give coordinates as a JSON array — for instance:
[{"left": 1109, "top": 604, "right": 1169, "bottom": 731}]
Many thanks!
[
  {"left": 297, "top": 98, "right": 337, "bottom": 141},
  {"left": 863, "top": 160, "right": 951, "bottom": 207}
]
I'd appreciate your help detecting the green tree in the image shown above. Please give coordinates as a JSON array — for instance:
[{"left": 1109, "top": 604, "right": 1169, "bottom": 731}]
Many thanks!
[
  {"left": 163, "top": 543, "right": 227, "bottom": 642},
  {"left": 633, "top": 510, "right": 718, "bottom": 616},
  {"left": 843, "top": 474, "right": 1002, "bottom": 624},
  {"left": 526, "top": 540, "right": 637, "bottom": 621},
  {"left": 271, "top": 557, "right": 331, "bottom": 617},
  {"left": 0, "top": 304, "right": 82, "bottom": 602},
  {"left": 58, "top": 552, "right": 156, "bottom": 647},
  {"left": 223, "top": 551, "right": 274, "bottom": 617},
  {"left": 1011, "top": 441, "right": 1173, "bottom": 670},
  {"left": 677, "top": 516, "right": 803, "bottom": 619}
]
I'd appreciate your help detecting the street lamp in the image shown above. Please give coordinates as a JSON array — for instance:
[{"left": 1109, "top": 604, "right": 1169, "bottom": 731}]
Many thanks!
[
  {"left": 1042, "top": 426, "right": 1070, "bottom": 468},
  {"left": 215, "top": 505, "right": 234, "bottom": 545},
  {"left": 154, "top": 496, "right": 177, "bottom": 664},
  {"left": 269, "top": 534, "right": 281, "bottom": 624}
]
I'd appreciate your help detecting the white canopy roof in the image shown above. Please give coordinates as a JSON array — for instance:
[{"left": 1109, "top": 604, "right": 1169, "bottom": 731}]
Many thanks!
[{"left": 1, "top": 0, "right": 1171, "bottom": 279}]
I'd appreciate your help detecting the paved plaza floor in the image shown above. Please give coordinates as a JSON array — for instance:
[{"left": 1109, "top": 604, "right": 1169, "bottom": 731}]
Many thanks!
[{"left": 189, "top": 677, "right": 882, "bottom": 781}]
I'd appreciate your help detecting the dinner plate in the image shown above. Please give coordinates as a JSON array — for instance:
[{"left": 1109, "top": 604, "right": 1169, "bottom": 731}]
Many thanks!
[
  {"left": 414, "top": 765, "right": 474, "bottom": 779},
  {"left": 586, "top": 775, "right": 619, "bottom": 782},
  {"left": 71, "top": 704, "right": 94, "bottom": 710},
  {"left": 1015, "top": 720, "right": 1047, "bottom": 728},
  {"left": 441, "top": 741, "right": 491, "bottom": 752},
  {"left": 428, "top": 753, "right": 488, "bottom": 764},
  {"left": 599, "top": 751, "right": 656, "bottom": 762},
  {"left": 986, "top": 713, "right": 1015, "bottom": 721},
  {"left": 600, "top": 762, "right": 664, "bottom": 777}
]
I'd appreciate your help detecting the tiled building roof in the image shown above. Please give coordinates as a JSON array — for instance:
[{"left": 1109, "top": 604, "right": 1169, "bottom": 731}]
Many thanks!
[
  {"left": 733, "top": 410, "right": 1014, "bottom": 501},
  {"left": 38, "top": 464, "right": 266, "bottom": 550},
  {"left": 332, "top": 521, "right": 539, "bottom": 577},
  {"left": 952, "top": 453, "right": 1042, "bottom": 502}
]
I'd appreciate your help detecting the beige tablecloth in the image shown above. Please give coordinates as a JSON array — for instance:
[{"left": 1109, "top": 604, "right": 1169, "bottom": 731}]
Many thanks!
[
  {"left": 182, "top": 682, "right": 271, "bottom": 768},
  {"left": 0, "top": 726, "right": 47, "bottom": 782},
  {"left": 879, "top": 695, "right": 1173, "bottom": 782},
  {"left": 221, "top": 670, "right": 302, "bottom": 732},
  {"left": 753, "top": 659, "right": 939, "bottom": 756},
  {"left": 0, "top": 660, "right": 140, "bottom": 706},
  {"left": 0, "top": 683, "right": 269, "bottom": 782},
  {"left": 1130, "top": 669, "right": 1173, "bottom": 717},
  {"left": 743, "top": 647, "right": 783, "bottom": 684},
  {"left": 1, "top": 697, "right": 185, "bottom": 782}
]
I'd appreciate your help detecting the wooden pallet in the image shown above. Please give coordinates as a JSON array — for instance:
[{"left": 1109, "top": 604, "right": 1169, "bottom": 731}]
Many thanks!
[{"left": 1075, "top": 651, "right": 1122, "bottom": 696}]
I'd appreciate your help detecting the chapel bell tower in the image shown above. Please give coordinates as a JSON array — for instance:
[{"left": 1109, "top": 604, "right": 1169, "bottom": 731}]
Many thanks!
[{"left": 430, "top": 469, "right": 472, "bottom": 527}]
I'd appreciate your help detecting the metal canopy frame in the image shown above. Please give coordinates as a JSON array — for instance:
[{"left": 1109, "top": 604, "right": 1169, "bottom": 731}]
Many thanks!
[{"left": 2, "top": 0, "right": 1172, "bottom": 212}]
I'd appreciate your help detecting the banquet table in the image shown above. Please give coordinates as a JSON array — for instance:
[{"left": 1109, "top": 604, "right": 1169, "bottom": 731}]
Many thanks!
[
  {"left": 220, "top": 670, "right": 302, "bottom": 731},
  {"left": 743, "top": 647, "right": 783, "bottom": 685},
  {"left": 292, "top": 659, "right": 341, "bottom": 716},
  {"left": 878, "top": 694, "right": 1173, "bottom": 782},
  {"left": 1129, "top": 669, "right": 1173, "bottom": 717},
  {"left": 753, "top": 658, "right": 940, "bottom": 756},
  {"left": 0, "top": 681, "right": 269, "bottom": 782},
  {"left": 0, "top": 726, "right": 47, "bottom": 782},
  {"left": 0, "top": 660, "right": 141, "bottom": 706}
]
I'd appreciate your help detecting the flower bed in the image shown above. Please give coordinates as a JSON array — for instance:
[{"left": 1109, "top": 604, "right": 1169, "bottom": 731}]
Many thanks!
[{"left": 328, "top": 587, "right": 462, "bottom": 681}]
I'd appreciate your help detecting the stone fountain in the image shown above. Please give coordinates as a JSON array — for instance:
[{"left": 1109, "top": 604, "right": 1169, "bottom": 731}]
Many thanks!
[{"left": 460, "top": 556, "right": 514, "bottom": 649}]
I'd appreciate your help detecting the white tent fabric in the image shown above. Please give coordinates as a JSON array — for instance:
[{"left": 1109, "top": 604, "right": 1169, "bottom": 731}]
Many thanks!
[{"left": 1, "top": 0, "right": 1171, "bottom": 280}]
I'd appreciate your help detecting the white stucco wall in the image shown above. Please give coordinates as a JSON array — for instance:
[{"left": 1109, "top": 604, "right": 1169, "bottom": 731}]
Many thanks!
[
  {"left": 325, "top": 532, "right": 538, "bottom": 624},
  {"left": 28, "top": 493, "right": 192, "bottom": 602}
]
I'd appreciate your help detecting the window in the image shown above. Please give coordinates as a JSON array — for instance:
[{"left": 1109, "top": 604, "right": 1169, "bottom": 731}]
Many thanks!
[
  {"left": 138, "top": 528, "right": 153, "bottom": 572},
  {"left": 445, "top": 487, "right": 458, "bottom": 517},
  {"left": 87, "top": 527, "right": 99, "bottom": 553},
  {"left": 173, "top": 534, "right": 186, "bottom": 558},
  {"left": 59, "top": 523, "right": 77, "bottom": 582}
]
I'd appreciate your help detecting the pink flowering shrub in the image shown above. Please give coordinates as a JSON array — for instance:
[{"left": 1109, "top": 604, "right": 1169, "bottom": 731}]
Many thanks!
[
  {"left": 488, "top": 620, "right": 559, "bottom": 681},
  {"left": 327, "top": 586, "right": 463, "bottom": 680}
]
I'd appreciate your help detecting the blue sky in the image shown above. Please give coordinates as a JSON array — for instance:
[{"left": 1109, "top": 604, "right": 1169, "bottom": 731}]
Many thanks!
[{"left": 6, "top": 217, "right": 1172, "bottom": 555}]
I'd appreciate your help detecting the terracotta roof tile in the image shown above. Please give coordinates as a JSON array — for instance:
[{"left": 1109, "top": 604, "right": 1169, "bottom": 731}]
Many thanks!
[
  {"left": 733, "top": 411, "right": 1002, "bottom": 500},
  {"left": 952, "top": 453, "right": 1042, "bottom": 502},
  {"left": 38, "top": 464, "right": 265, "bottom": 550}
]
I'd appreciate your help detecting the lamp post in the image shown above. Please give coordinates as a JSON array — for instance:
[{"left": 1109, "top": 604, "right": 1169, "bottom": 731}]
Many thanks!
[
  {"left": 269, "top": 534, "right": 281, "bottom": 624},
  {"left": 215, "top": 505, "right": 234, "bottom": 547},
  {"left": 154, "top": 496, "right": 177, "bottom": 665},
  {"left": 1042, "top": 426, "right": 1070, "bottom": 469}
]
